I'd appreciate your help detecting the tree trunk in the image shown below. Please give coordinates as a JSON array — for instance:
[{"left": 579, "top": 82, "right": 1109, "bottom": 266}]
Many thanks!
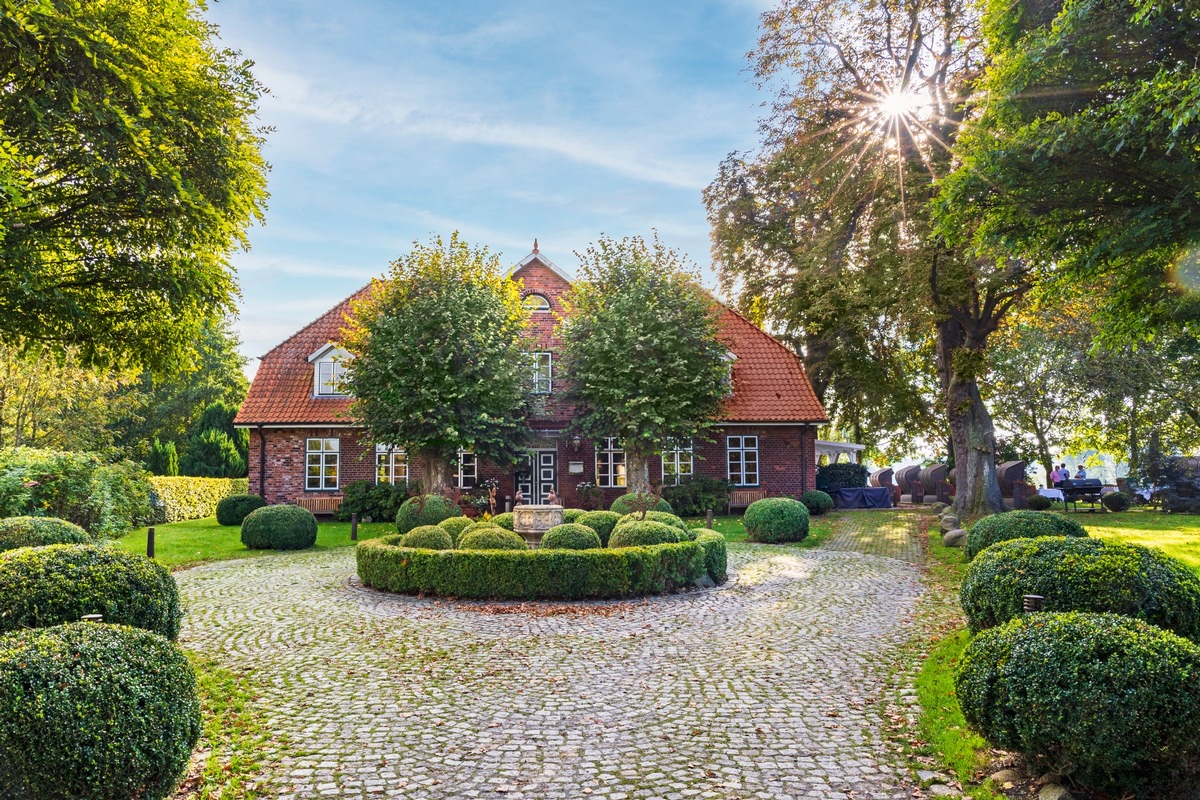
[
  {"left": 1032, "top": 424, "right": 1054, "bottom": 488},
  {"left": 625, "top": 450, "right": 651, "bottom": 494},
  {"left": 417, "top": 449, "right": 452, "bottom": 495},
  {"left": 1128, "top": 396, "right": 1140, "bottom": 477}
]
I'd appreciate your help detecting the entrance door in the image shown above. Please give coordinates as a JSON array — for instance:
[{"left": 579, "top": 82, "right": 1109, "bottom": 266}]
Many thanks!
[{"left": 516, "top": 450, "right": 557, "bottom": 504}]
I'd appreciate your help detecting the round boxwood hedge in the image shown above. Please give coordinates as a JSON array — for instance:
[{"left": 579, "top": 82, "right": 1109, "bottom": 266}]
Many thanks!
[
  {"left": 240, "top": 504, "right": 318, "bottom": 551},
  {"left": 562, "top": 508, "right": 586, "bottom": 524},
  {"left": 0, "top": 544, "right": 182, "bottom": 640},
  {"left": 1103, "top": 490, "right": 1132, "bottom": 512},
  {"left": 541, "top": 523, "right": 602, "bottom": 550},
  {"left": 395, "top": 495, "right": 461, "bottom": 534},
  {"left": 800, "top": 490, "right": 834, "bottom": 516},
  {"left": 961, "top": 537, "right": 1200, "bottom": 642},
  {"left": 609, "top": 493, "right": 673, "bottom": 515},
  {"left": 0, "top": 516, "right": 91, "bottom": 552},
  {"left": 609, "top": 520, "right": 684, "bottom": 548},
  {"left": 616, "top": 511, "right": 688, "bottom": 532},
  {"left": 437, "top": 516, "right": 474, "bottom": 546},
  {"left": 1026, "top": 494, "right": 1053, "bottom": 511},
  {"left": 0, "top": 622, "right": 201, "bottom": 800},
  {"left": 215, "top": 493, "right": 267, "bottom": 526},
  {"left": 489, "top": 512, "right": 515, "bottom": 530},
  {"left": 577, "top": 510, "right": 621, "bottom": 546},
  {"left": 956, "top": 612, "right": 1200, "bottom": 797},
  {"left": 693, "top": 529, "right": 728, "bottom": 583},
  {"left": 401, "top": 525, "right": 454, "bottom": 551},
  {"left": 458, "top": 528, "right": 527, "bottom": 551},
  {"left": 965, "top": 510, "right": 1087, "bottom": 559},
  {"left": 357, "top": 533, "right": 723, "bottom": 599},
  {"left": 743, "top": 497, "right": 810, "bottom": 543}
]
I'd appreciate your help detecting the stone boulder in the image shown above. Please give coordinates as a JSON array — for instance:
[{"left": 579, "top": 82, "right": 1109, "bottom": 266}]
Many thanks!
[
  {"left": 942, "top": 528, "right": 967, "bottom": 547},
  {"left": 940, "top": 515, "right": 960, "bottom": 532},
  {"left": 930, "top": 502, "right": 948, "bottom": 515}
]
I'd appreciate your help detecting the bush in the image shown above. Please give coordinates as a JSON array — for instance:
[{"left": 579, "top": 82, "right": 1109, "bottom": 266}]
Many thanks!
[
  {"left": 956, "top": 613, "right": 1200, "bottom": 797},
  {"left": 215, "top": 493, "right": 266, "bottom": 526},
  {"left": 662, "top": 475, "right": 731, "bottom": 517},
  {"left": 966, "top": 510, "right": 1087, "bottom": 560},
  {"left": 334, "top": 479, "right": 413, "bottom": 522},
  {"left": 541, "top": 523, "right": 603, "bottom": 550},
  {"left": 0, "top": 622, "right": 201, "bottom": 800},
  {"left": 240, "top": 504, "right": 318, "bottom": 551},
  {"left": 0, "top": 516, "right": 91, "bottom": 551},
  {"left": 1103, "top": 490, "right": 1132, "bottom": 512},
  {"left": 147, "top": 476, "right": 250, "bottom": 524},
  {"left": 609, "top": 493, "right": 673, "bottom": 515},
  {"left": 609, "top": 520, "right": 684, "bottom": 548},
  {"left": 437, "top": 516, "right": 474, "bottom": 546},
  {"left": 145, "top": 438, "right": 178, "bottom": 476},
  {"left": 578, "top": 510, "right": 622, "bottom": 546},
  {"left": 489, "top": 511, "right": 515, "bottom": 530},
  {"left": 617, "top": 511, "right": 688, "bottom": 532},
  {"left": 743, "top": 497, "right": 810, "bottom": 543},
  {"left": 961, "top": 537, "right": 1200, "bottom": 642},
  {"left": 458, "top": 528, "right": 527, "bottom": 551},
  {"left": 562, "top": 508, "right": 586, "bottom": 523},
  {"left": 401, "top": 525, "right": 454, "bottom": 550},
  {"left": 816, "top": 462, "right": 869, "bottom": 489},
  {"left": 357, "top": 535, "right": 705, "bottom": 599},
  {"left": 395, "top": 495, "right": 461, "bottom": 534},
  {"left": 0, "top": 544, "right": 182, "bottom": 639},
  {"left": 800, "top": 490, "right": 834, "bottom": 516},
  {"left": 693, "top": 529, "right": 728, "bottom": 583},
  {"left": 1026, "top": 494, "right": 1053, "bottom": 510}
]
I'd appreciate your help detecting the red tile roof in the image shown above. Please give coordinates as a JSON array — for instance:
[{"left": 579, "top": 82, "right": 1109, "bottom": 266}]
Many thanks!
[{"left": 235, "top": 284, "right": 828, "bottom": 426}]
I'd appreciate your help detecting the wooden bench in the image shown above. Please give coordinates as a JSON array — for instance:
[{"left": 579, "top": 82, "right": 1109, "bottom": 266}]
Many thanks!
[
  {"left": 294, "top": 495, "right": 342, "bottom": 516},
  {"left": 727, "top": 489, "right": 769, "bottom": 514}
]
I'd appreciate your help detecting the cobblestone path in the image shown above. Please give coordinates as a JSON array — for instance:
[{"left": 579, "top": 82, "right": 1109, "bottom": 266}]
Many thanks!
[
  {"left": 177, "top": 538, "right": 924, "bottom": 800},
  {"left": 821, "top": 511, "right": 924, "bottom": 563}
]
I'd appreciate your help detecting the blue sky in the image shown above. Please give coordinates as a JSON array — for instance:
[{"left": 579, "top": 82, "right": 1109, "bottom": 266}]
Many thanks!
[{"left": 205, "top": 0, "right": 773, "bottom": 378}]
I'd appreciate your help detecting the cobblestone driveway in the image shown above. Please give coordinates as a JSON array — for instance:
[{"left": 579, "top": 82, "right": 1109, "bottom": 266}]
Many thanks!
[{"left": 178, "top": 528, "right": 924, "bottom": 799}]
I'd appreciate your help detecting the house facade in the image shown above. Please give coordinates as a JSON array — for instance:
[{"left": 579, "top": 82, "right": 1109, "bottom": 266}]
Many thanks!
[{"left": 233, "top": 247, "right": 828, "bottom": 510}]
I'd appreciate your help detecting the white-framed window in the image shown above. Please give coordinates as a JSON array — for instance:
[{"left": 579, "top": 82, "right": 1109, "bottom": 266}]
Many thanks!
[
  {"left": 375, "top": 445, "right": 407, "bottom": 485},
  {"left": 530, "top": 352, "right": 553, "bottom": 394},
  {"left": 306, "top": 438, "right": 340, "bottom": 491},
  {"left": 315, "top": 360, "right": 349, "bottom": 397},
  {"left": 661, "top": 439, "right": 694, "bottom": 486},
  {"left": 596, "top": 437, "right": 626, "bottom": 488},
  {"left": 456, "top": 450, "right": 477, "bottom": 489},
  {"left": 522, "top": 293, "right": 551, "bottom": 312},
  {"left": 727, "top": 435, "right": 759, "bottom": 487}
]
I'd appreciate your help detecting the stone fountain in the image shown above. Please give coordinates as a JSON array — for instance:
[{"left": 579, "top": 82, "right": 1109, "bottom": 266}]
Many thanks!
[{"left": 512, "top": 504, "right": 564, "bottom": 548}]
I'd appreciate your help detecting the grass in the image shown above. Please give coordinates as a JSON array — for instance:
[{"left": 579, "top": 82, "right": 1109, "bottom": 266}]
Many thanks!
[
  {"left": 684, "top": 512, "right": 833, "bottom": 547},
  {"left": 1081, "top": 510, "right": 1200, "bottom": 572}
]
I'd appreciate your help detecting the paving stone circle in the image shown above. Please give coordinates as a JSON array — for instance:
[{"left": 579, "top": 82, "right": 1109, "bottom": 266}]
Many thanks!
[{"left": 177, "top": 521, "right": 926, "bottom": 799}]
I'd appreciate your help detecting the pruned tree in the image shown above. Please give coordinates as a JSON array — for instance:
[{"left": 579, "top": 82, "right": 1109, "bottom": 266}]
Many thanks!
[{"left": 558, "top": 234, "right": 730, "bottom": 493}]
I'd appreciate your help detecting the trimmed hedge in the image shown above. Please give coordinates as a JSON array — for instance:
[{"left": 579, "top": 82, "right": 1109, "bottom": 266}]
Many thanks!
[
  {"left": 489, "top": 512, "right": 515, "bottom": 530},
  {"left": 1103, "top": 490, "right": 1132, "bottom": 512},
  {"left": 148, "top": 476, "right": 249, "bottom": 524},
  {"left": 744, "top": 497, "right": 810, "bottom": 543},
  {"left": 395, "top": 495, "right": 461, "bottom": 534},
  {"left": 609, "top": 520, "right": 684, "bottom": 548},
  {"left": 0, "top": 544, "right": 182, "bottom": 639},
  {"left": 0, "top": 516, "right": 92, "bottom": 551},
  {"left": 459, "top": 528, "right": 527, "bottom": 551},
  {"left": 800, "top": 490, "right": 834, "bottom": 516},
  {"left": 956, "top": 613, "right": 1200, "bottom": 797},
  {"left": 617, "top": 511, "right": 688, "bottom": 532},
  {"left": 577, "top": 510, "right": 621, "bottom": 546},
  {"left": 694, "top": 529, "right": 728, "bottom": 584},
  {"left": 215, "top": 493, "right": 266, "bottom": 526},
  {"left": 562, "top": 508, "right": 586, "bottom": 523},
  {"left": 401, "top": 525, "right": 454, "bottom": 550},
  {"left": 961, "top": 537, "right": 1200, "bottom": 642},
  {"left": 0, "top": 622, "right": 201, "bottom": 800},
  {"left": 437, "top": 516, "right": 474, "bottom": 546},
  {"left": 1026, "top": 494, "right": 1053, "bottom": 510},
  {"left": 609, "top": 493, "right": 673, "bottom": 515},
  {"left": 460, "top": 520, "right": 502, "bottom": 537},
  {"left": 240, "top": 504, "right": 318, "bottom": 551},
  {"left": 966, "top": 510, "right": 1087, "bottom": 560},
  {"left": 357, "top": 534, "right": 706, "bottom": 599},
  {"left": 816, "top": 462, "right": 869, "bottom": 489},
  {"left": 541, "top": 523, "right": 602, "bottom": 550}
]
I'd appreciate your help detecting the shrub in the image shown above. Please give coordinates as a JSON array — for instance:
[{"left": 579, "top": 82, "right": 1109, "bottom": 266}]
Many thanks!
[
  {"left": 489, "top": 511, "right": 515, "bottom": 530},
  {"left": 0, "top": 544, "right": 182, "bottom": 639},
  {"left": 743, "top": 497, "right": 810, "bottom": 543},
  {"left": 609, "top": 493, "right": 673, "bottom": 515},
  {"left": 662, "top": 475, "right": 731, "bottom": 517},
  {"left": 179, "top": 428, "right": 245, "bottom": 478},
  {"left": 1103, "top": 490, "right": 1132, "bottom": 512},
  {"left": 395, "top": 495, "right": 461, "bottom": 534},
  {"left": 966, "top": 510, "right": 1087, "bottom": 560},
  {"left": 437, "top": 516, "right": 475, "bottom": 546},
  {"left": 617, "top": 511, "right": 688, "bottom": 532},
  {"left": 961, "top": 537, "right": 1200, "bottom": 642},
  {"left": 0, "top": 623, "right": 201, "bottom": 800},
  {"left": 0, "top": 516, "right": 91, "bottom": 551},
  {"left": 460, "top": 521, "right": 502, "bottom": 537},
  {"left": 145, "top": 438, "right": 178, "bottom": 476},
  {"left": 357, "top": 534, "right": 705, "bottom": 600},
  {"left": 147, "top": 476, "right": 250, "bottom": 524},
  {"left": 609, "top": 520, "right": 684, "bottom": 548},
  {"left": 458, "top": 528, "right": 527, "bottom": 551},
  {"left": 541, "top": 523, "right": 602, "bottom": 550},
  {"left": 401, "top": 525, "right": 454, "bottom": 550},
  {"left": 816, "top": 462, "right": 869, "bottom": 489},
  {"left": 1026, "top": 494, "right": 1053, "bottom": 511},
  {"left": 800, "top": 490, "right": 834, "bottom": 516},
  {"left": 240, "top": 504, "right": 318, "bottom": 551},
  {"left": 562, "top": 508, "right": 586, "bottom": 523},
  {"left": 578, "top": 510, "right": 622, "bottom": 546},
  {"left": 693, "top": 529, "right": 728, "bottom": 583},
  {"left": 334, "top": 479, "right": 413, "bottom": 522},
  {"left": 215, "top": 493, "right": 266, "bottom": 526},
  {"left": 956, "top": 613, "right": 1200, "bottom": 797}
]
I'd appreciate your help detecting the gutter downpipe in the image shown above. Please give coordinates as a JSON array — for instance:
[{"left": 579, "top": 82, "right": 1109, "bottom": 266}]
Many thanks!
[{"left": 257, "top": 424, "right": 267, "bottom": 497}]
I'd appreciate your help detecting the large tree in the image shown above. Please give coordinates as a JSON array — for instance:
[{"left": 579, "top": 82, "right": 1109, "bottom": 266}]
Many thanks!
[
  {"left": 558, "top": 234, "right": 730, "bottom": 493},
  {"left": 343, "top": 234, "right": 532, "bottom": 493},
  {"left": 0, "top": 0, "right": 269, "bottom": 371}
]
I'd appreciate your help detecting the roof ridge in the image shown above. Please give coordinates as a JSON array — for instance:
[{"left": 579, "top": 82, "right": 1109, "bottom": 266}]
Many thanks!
[{"left": 256, "top": 282, "right": 374, "bottom": 360}]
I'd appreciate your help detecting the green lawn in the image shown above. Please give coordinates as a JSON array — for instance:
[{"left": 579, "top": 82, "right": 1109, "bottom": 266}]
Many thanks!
[
  {"left": 684, "top": 513, "right": 832, "bottom": 547},
  {"left": 1081, "top": 510, "right": 1200, "bottom": 572}
]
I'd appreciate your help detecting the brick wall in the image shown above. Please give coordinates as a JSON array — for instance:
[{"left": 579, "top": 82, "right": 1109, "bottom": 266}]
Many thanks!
[
  {"left": 249, "top": 428, "right": 375, "bottom": 504},
  {"left": 513, "top": 259, "right": 573, "bottom": 426}
]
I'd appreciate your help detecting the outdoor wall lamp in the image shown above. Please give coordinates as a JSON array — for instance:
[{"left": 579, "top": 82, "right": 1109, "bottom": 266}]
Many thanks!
[{"left": 571, "top": 434, "right": 582, "bottom": 451}]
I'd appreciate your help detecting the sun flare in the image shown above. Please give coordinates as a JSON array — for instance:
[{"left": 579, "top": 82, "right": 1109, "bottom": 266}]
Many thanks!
[{"left": 877, "top": 89, "right": 925, "bottom": 119}]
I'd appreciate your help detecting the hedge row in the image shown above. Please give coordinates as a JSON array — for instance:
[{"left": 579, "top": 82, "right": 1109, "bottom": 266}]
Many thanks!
[
  {"left": 148, "top": 476, "right": 250, "bottom": 524},
  {"left": 357, "top": 534, "right": 725, "bottom": 600}
]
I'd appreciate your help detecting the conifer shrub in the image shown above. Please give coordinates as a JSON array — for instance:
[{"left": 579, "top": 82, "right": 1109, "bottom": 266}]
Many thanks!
[
  {"left": 609, "top": 493, "right": 673, "bottom": 515},
  {"left": 394, "top": 495, "right": 461, "bottom": 534},
  {"left": 743, "top": 497, "right": 810, "bottom": 543},
  {"left": 458, "top": 528, "right": 527, "bottom": 551},
  {"left": 608, "top": 520, "right": 684, "bottom": 548},
  {"left": 965, "top": 510, "right": 1086, "bottom": 560},
  {"left": 0, "top": 516, "right": 92, "bottom": 552},
  {"left": 540, "top": 523, "right": 602, "bottom": 550},
  {"left": 577, "top": 510, "right": 621, "bottom": 546},
  {"left": 401, "top": 525, "right": 454, "bottom": 551},
  {"left": 240, "top": 504, "right": 318, "bottom": 551},
  {"left": 215, "top": 493, "right": 266, "bottom": 526}
]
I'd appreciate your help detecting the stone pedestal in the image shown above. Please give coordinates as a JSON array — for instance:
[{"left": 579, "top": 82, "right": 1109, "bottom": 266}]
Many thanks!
[{"left": 513, "top": 505, "right": 564, "bottom": 549}]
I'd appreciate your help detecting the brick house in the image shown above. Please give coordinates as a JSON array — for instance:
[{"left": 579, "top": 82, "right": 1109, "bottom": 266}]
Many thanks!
[{"left": 233, "top": 246, "right": 828, "bottom": 510}]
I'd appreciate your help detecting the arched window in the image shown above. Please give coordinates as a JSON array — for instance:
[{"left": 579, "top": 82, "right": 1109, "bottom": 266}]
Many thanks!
[{"left": 522, "top": 293, "right": 551, "bottom": 312}]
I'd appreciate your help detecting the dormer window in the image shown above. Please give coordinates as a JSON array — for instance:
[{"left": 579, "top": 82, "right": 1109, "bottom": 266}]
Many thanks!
[
  {"left": 522, "top": 293, "right": 551, "bottom": 312},
  {"left": 308, "top": 344, "right": 351, "bottom": 397}
]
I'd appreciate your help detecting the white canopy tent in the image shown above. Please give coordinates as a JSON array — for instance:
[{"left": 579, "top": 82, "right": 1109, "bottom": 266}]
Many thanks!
[{"left": 815, "top": 439, "right": 866, "bottom": 465}]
